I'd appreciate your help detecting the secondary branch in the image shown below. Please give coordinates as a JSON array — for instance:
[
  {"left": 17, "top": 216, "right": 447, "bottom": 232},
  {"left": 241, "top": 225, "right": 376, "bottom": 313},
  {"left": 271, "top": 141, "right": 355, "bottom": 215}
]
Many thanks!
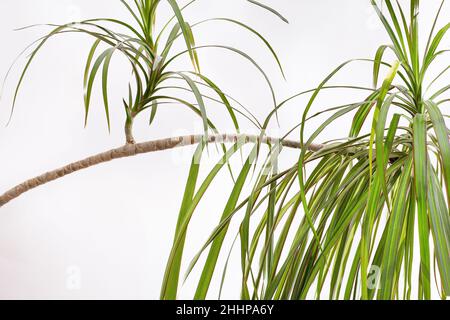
[{"left": 0, "top": 134, "right": 322, "bottom": 208}]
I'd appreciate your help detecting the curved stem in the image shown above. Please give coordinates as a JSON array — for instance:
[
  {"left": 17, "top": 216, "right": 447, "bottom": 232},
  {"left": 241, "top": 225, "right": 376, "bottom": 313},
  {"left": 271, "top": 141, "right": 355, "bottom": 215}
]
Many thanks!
[{"left": 0, "top": 134, "right": 323, "bottom": 208}]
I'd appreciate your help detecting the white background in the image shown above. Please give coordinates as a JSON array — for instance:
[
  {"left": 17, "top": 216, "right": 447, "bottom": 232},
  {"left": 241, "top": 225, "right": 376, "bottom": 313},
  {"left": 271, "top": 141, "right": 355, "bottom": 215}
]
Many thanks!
[{"left": 0, "top": 0, "right": 448, "bottom": 299}]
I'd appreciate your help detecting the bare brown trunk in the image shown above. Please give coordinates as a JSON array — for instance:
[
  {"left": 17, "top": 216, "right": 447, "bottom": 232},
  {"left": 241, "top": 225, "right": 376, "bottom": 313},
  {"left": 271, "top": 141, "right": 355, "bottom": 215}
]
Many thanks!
[{"left": 0, "top": 134, "right": 322, "bottom": 208}]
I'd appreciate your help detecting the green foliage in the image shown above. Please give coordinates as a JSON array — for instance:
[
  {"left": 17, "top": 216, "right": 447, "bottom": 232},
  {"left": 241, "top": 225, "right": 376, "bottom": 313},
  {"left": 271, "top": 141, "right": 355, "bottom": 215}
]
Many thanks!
[
  {"left": 171, "top": 0, "right": 450, "bottom": 300},
  {"left": 7, "top": 0, "right": 285, "bottom": 139},
  {"left": 4, "top": 0, "right": 450, "bottom": 300}
]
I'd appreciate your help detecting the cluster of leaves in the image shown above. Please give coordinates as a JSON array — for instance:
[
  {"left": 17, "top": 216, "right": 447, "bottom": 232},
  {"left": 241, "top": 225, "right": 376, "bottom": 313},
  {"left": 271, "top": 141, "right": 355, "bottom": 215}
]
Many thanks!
[
  {"left": 6, "top": 0, "right": 285, "bottom": 143},
  {"left": 168, "top": 0, "right": 450, "bottom": 300}
]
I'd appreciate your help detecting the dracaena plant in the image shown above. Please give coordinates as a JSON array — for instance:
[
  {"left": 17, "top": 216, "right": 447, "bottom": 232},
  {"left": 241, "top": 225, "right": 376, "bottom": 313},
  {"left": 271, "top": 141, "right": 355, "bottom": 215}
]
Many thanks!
[
  {"left": 165, "top": 0, "right": 450, "bottom": 300},
  {"left": 1, "top": 0, "right": 450, "bottom": 301}
]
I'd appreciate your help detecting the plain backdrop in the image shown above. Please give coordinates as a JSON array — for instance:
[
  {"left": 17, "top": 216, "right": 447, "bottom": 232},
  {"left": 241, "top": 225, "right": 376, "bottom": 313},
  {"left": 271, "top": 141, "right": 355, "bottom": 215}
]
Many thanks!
[{"left": 0, "top": 0, "right": 448, "bottom": 299}]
